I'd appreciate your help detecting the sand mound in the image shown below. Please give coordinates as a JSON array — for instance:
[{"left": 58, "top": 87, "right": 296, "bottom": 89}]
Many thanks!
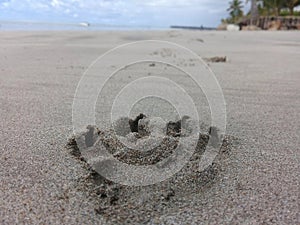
[{"left": 66, "top": 114, "right": 235, "bottom": 224}]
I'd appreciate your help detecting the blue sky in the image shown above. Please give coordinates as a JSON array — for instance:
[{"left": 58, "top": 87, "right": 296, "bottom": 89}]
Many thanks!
[{"left": 0, "top": 0, "right": 250, "bottom": 27}]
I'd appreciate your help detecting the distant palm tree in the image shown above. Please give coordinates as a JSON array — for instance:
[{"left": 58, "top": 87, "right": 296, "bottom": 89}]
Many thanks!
[
  {"left": 227, "top": 0, "right": 244, "bottom": 23},
  {"left": 259, "top": 0, "right": 300, "bottom": 16},
  {"left": 284, "top": 0, "right": 300, "bottom": 15},
  {"left": 246, "top": 0, "right": 259, "bottom": 24},
  {"left": 260, "top": 0, "right": 284, "bottom": 16},
  {"left": 251, "top": 0, "right": 259, "bottom": 18}
]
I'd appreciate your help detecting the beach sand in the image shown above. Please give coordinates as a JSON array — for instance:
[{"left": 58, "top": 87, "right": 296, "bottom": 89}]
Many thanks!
[{"left": 0, "top": 30, "right": 299, "bottom": 224}]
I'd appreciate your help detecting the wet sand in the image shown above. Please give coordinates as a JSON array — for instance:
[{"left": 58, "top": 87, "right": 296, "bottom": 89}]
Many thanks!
[{"left": 0, "top": 30, "right": 299, "bottom": 224}]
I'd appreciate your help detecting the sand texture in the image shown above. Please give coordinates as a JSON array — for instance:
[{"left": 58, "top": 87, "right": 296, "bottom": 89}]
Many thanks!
[{"left": 0, "top": 30, "right": 299, "bottom": 224}]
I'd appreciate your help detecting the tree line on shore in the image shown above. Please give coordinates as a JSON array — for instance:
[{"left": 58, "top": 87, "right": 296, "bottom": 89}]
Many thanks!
[{"left": 224, "top": 0, "right": 300, "bottom": 24}]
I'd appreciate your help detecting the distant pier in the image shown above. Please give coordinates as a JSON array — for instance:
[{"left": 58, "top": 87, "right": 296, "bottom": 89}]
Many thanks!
[{"left": 170, "top": 25, "right": 215, "bottom": 30}]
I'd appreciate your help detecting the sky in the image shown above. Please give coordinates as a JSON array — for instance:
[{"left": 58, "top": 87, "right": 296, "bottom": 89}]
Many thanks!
[{"left": 0, "top": 0, "right": 250, "bottom": 27}]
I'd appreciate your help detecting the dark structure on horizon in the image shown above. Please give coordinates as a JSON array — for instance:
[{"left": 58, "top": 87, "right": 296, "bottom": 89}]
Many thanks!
[{"left": 170, "top": 25, "right": 216, "bottom": 30}]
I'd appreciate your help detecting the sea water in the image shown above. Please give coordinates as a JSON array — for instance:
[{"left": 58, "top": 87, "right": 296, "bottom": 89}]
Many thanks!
[{"left": 0, "top": 21, "right": 167, "bottom": 31}]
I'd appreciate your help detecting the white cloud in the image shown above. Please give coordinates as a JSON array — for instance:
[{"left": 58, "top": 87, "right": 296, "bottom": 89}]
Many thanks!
[
  {"left": 1, "top": 1, "right": 10, "bottom": 7},
  {"left": 137, "top": 0, "right": 204, "bottom": 7},
  {"left": 64, "top": 8, "right": 70, "bottom": 14},
  {"left": 51, "top": 0, "right": 63, "bottom": 8}
]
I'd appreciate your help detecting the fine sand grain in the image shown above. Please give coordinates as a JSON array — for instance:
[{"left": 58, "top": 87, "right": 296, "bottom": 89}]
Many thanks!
[{"left": 0, "top": 30, "right": 299, "bottom": 224}]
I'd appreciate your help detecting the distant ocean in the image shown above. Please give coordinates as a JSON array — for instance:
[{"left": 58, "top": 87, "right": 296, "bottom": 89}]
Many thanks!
[{"left": 0, "top": 21, "right": 168, "bottom": 31}]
